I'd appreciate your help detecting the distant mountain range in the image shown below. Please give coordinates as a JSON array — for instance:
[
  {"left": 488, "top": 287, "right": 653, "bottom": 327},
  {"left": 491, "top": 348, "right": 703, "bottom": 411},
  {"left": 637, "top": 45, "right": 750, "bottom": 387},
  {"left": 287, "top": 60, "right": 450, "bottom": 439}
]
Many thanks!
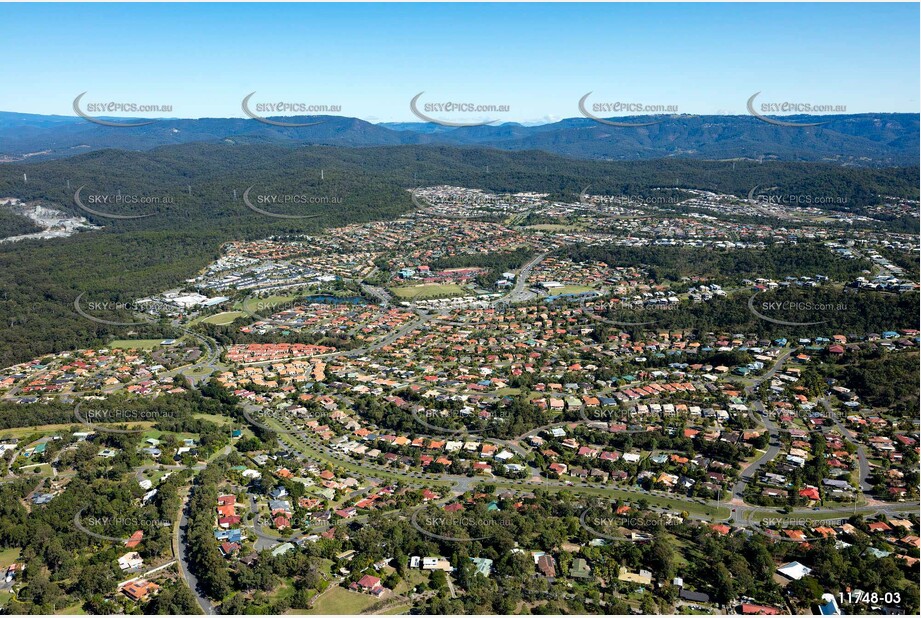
[{"left": 0, "top": 111, "right": 917, "bottom": 166}]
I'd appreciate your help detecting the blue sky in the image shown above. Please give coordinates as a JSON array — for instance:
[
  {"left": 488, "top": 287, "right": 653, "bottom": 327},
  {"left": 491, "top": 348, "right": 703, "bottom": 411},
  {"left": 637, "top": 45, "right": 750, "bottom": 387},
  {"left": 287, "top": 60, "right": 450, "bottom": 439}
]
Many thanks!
[{"left": 2, "top": 2, "right": 918, "bottom": 123}]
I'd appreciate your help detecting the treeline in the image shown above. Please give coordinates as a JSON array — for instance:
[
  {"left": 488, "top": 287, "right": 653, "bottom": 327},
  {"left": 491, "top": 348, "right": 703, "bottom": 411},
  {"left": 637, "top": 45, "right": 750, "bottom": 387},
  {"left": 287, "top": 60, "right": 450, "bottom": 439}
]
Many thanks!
[
  {"left": 567, "top": 242, "right": 872, "bottom": 283},
  {"left": 0, "top": 207, "right": 43, "bottom": 238},
  {"left": 836, "top": 349, "right": 920, "bottom": 417},
  {"left": 354, "top": 390, "right": 553, "bottom": 440},
  {"left": 589, "top": 287, "right": 920, "bottom": 340},
  {"left": 429, "top": 246, "right": 535, "bottom": 285},
  {"left": 185, "top": 460, "right": 234, "bottom": 600}
]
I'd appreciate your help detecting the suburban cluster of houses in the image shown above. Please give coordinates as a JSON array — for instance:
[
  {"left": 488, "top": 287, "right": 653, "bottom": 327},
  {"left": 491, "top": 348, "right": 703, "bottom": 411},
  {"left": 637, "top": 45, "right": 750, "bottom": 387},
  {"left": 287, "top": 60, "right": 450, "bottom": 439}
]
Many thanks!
[{"left": 0, "top": 346, "right": 188, "bottom": 401}]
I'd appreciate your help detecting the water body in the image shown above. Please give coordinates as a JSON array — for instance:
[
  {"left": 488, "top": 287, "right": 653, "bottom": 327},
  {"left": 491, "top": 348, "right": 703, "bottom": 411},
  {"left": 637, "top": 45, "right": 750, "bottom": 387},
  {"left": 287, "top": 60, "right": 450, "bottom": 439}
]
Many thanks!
[{"left": 303, "top": 294, "right": 365, "bottom": 305}]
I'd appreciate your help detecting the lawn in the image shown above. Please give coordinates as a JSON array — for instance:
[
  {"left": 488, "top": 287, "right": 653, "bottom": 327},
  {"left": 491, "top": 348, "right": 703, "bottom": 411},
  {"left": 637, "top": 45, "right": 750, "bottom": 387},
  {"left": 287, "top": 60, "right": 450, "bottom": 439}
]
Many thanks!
[
  {"left": 109, "top": 339, "right": 164, "bottom": 350},
  {"left": 0, "top": 547, "right": 21, "bottom": 569},
  {"left": 302, "top": 585, "right": 377, "bottom": 614},
  {"left": 238, "top": 294, "right": 300, "bottom": 315},
  {"left": 198, "top": 311, "right": 247, "bottom": 325},
  {"left": 392, "top": 570, "right": 428, "bottom": 595},
  {"left": 390, "top": 283, "right": 468, "bottom": 300},
  {"left": 193, "top": 413, "right": 234, "bottom": 426},
  {"left": 550, "top": 285, "right": 596, "bottom": 295},
  {"left": 0, "top": 423, "right": 83, "bottom": 440},
  {"left": 525, "top": 223, "right": 586, "bottom": 232}
]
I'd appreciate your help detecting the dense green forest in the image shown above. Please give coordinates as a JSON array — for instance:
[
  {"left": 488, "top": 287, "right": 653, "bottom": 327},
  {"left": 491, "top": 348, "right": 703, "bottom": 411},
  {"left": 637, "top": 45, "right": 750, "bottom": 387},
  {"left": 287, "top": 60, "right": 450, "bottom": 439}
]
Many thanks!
[
  {"left": 0, "top": 207, "right": 43, "bottom": 237},
  {"left": 834, "top": 349, "right": 920, "bottom": 417},
  {"left": 586, "top": 287, "right": 919, "bottom": 341},
  {"left": 567, "top": 242, "right": 873, "bottom": 283}
]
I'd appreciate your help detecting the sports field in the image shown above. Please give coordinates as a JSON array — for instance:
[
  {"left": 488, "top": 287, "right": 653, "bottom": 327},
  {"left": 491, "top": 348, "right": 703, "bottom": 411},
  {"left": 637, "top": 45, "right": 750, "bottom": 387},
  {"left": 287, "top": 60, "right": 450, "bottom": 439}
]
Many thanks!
[{"left": 389, "top": 283, "right": 468, "bottom": 300}]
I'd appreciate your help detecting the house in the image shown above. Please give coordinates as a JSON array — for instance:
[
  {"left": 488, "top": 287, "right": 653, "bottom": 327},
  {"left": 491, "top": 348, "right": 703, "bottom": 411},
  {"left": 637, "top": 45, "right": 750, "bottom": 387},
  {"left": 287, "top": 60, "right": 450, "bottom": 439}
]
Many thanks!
[
  {"left": 535, "top": 553, "right": 556, "bottom": 578},
  {"left": 273, "top": 515, "right": 291, "bottom": 530},
  {"left": 679, "top": 589, "right": 710, "bottom": 603},
  {"left": 799, "top": 486, "right": 820, "bottom": 501},
  {"left": 422, "top": 557, "right": 453, "bottom": 571},
  {"left": 618, "top": 566, "right": 653, "bottom": 585},
  {"left": 740, "top": 603, "right": 782, "bottom": 615},
  {"left": 470, "top": 557, "right": 493, "bottom": 578},
  {"left": 219, "top": 541, "right": 241, "bottom": 557},
  {"left": 710, "top": 523, "right": 730, "bottom": 536},
  {"left": 569, "top": 557, "right": 591, "bottom": 579},
  {"left": 125, "top": 530, "right": 144, "bottom": 548},
  {"left": 350, "top": 574, "right": 386, "bottom": 597},
  {"left": 777, "top": 561, "right": 812, "bottom": 581},
  {"left": 118, "top": 552, "right": 144, "bottom": 571},
  {"left": 122, "top": 579, "right": 160, "bottom": 602}
]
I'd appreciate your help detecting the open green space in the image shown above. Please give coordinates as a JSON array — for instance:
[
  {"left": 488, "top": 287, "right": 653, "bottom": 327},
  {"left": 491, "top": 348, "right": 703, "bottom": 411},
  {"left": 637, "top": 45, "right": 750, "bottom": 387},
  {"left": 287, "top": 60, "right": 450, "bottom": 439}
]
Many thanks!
[
  {"left": 303, "top": 585, "right": 377, "bottom": 614},
  {"left": 237, "top": 294, "right": 301, "bottom": 315},
  {"left": 108, "top": 339, "right": 165, "bottom": 350},
  {"left": 551, "top": 284, "right": 596, "bottom": 295},
  {"left": 389, "top": 283, "right": 468, "bottom": 300},
  {"left": 197, "top": 311, "right": 247, "bottom": 325},
  {"left": 0, "top": 547, "right": 21, "bottom": 568}
]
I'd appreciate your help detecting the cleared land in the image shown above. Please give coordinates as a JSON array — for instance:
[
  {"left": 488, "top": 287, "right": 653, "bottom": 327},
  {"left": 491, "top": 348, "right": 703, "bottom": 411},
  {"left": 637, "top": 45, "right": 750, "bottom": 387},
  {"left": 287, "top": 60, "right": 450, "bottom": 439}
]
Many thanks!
[
  {"left": 302, "top": 585, "right": 377, "bottom": 614},
  {"left": 390, "top": 283, "right": 469, "bottom": 300},
  {"left": 108, "top": 339, "right": 165, "bottom": 350},
  {"left": 198, "top": 311, "right": 247, "bottom": 325}
]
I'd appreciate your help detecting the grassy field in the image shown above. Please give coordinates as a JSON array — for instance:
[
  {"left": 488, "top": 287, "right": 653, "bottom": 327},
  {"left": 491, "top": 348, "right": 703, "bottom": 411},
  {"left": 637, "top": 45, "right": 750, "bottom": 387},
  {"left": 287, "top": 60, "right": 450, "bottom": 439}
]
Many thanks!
[
  {"left": 0, "top": 422, "right": 80, "bottom": 440},
  {"left": 390, "top": 283, "right": 468, "bottom": 300},
  {"left": 108, "top": 339, "right": 164, "bottom": 350},
  {"left": 0, "top": 547, "right": 21, "bottom": 568},
  {"left": 197, "top": 311, "right": 247, "bottom": 325},
  {"left": 17, "top": 463, "right": 53, "bottom": 477},
  {"left": 0, "top": 421, "right": 162, "bottom": 441},
  {"left": 525, "top": 223, "right": 586, "bottom": 232},
  {"left": 551, "top": 285, "right": 596, "bottom": 295},
  {"left": 193, "top": 413, "right": 234, "bottom": 426},
  {"left": 238, "top": 294, "right": 300, "bottom": 315},
  {"left": 303, "top": 586, "right": 377, "bottom": 614}
]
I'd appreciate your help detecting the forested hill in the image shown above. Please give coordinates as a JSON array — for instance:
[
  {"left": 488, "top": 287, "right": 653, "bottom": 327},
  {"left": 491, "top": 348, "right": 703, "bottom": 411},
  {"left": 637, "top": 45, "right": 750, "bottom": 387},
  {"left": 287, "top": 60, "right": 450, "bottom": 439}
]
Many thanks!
[
  {"left": 1, "top": 143, "right": 917, "bottom": 234},
  {"left": 1, "top": 111, "right": 918, "bottom": 166}
]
